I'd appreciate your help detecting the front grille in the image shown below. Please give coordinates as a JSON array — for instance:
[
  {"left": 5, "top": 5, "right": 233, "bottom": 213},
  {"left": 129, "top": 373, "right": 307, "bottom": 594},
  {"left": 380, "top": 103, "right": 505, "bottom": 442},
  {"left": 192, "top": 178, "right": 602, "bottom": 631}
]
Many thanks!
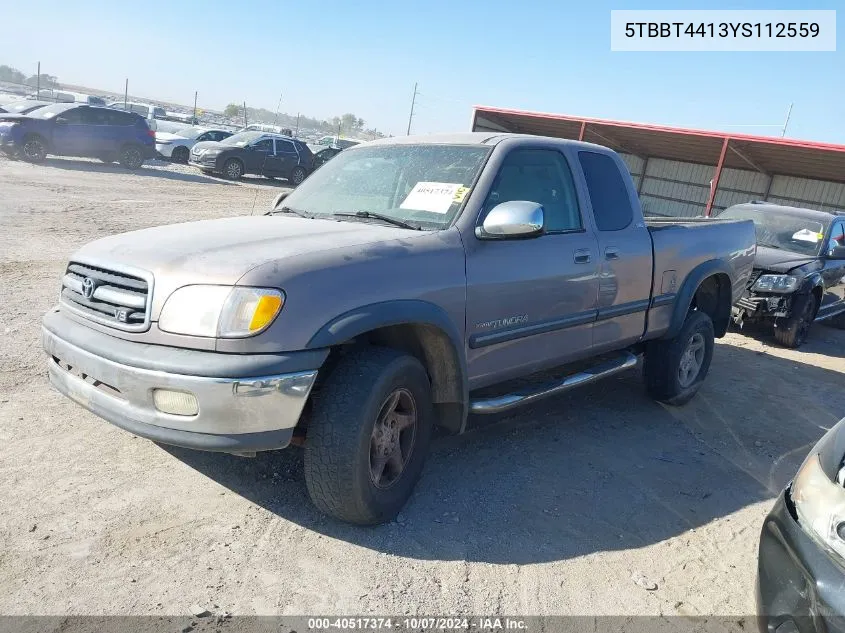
[
  {"left": 746, "top": 269, "right": 762, "bottom": 289},
  {"left": 60, "top": 262, "right": 152, "bottom": 331}
]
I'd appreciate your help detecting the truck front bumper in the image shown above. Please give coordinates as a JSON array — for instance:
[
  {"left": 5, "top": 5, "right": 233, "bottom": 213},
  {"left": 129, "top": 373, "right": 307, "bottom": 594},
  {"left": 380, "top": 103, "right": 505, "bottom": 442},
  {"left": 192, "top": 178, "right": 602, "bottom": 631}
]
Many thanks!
[{"left": 42, "top": 309, "right": 324, "bottom": 453}]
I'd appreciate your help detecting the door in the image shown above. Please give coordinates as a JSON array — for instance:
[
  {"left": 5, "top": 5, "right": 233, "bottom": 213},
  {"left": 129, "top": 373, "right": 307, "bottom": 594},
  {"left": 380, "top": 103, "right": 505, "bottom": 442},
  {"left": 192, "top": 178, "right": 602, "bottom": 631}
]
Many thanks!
[
  {"left": 465, "top": 147, "right": 600, "bottom": 390},
  {"left": 77, "top": 107, "right": 112, "bottom": 155},
  {"left": 577, "top": 150, "right": 653, "bottom": 352},
  {"left": 244, "top": 137, "right": 274, "bottom": 173},
  {"left": 270, "top": 138, "right": 300, "bottom": 176},
  {"left": 819, "top": 219, "right": 845, "bottom": 318},
  {"left": 51, "top": 107, "right": 90, "bottom": 155}
]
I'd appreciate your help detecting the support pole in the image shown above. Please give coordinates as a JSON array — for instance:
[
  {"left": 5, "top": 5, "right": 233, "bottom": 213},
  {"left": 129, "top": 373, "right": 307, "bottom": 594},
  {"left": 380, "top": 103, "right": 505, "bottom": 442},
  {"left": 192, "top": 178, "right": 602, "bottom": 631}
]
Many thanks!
[
  {"left": 243, "top": 101, "right": 248, "bottom": 128},
  {"left": 637, "top": 157, "right": 649, "bottom": 195},
  {"left": 36, "top": 61, "right": 40, "bottom": 98},
  {"left": 406, "top": 82, "right": 418, "bottom": 135},
  {"left": 578, "top": 120, "right": 586, "bottom": 141},
  {"left": 705, "top": 138, "right": 729, "bottom": 217},
  {"left": 781, "top": 103, "right": 793, "bottom": 138},
  {"left": 192, "top": 91, "right": 198, "bottom": 124},
  {"left": 124, "top": 78, "right": 128, "bottom": 109},
  {"left": 294, "top": 113, "right": 300, "bottom": 137}
]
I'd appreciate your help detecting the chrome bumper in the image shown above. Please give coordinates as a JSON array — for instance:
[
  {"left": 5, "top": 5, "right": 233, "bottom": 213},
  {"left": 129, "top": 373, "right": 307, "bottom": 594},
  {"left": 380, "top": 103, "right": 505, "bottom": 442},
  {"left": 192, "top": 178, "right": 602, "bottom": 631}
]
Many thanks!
[{"left": 42, "top": 325, "right": 317, "bottom": 451}]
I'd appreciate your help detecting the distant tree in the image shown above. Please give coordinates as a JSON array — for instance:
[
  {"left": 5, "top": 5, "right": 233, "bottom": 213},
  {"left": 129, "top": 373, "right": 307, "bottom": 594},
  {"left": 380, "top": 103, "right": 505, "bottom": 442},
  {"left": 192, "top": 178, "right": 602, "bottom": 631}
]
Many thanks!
[
  {"left": 0, "top": 65, "right": 26, "bottom": 84},
  {"left": 25, "top": 73, "right": 59, "bottom": 89},
  {"left": 223, "top": 103, "right": 241, "bottom": 118},
  {"left": 355, "top": 117, "right": 365, "bottom": 130}
]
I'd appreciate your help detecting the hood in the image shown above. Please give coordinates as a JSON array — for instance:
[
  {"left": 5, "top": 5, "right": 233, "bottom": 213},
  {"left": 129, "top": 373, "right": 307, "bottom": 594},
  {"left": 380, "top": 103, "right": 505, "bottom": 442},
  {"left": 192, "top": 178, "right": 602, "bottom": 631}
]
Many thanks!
[
  {"left": 192, "top": 140, "right": 239, "bottom": 153},
  {"left": 71, "top": 215, "right": 414, "bottom": 314},
  {"left": 155, "top": 131, "right": 189, "bottom": 142},
  {"left": 754, "top": 245, "right": 819, "bottom": 273}
]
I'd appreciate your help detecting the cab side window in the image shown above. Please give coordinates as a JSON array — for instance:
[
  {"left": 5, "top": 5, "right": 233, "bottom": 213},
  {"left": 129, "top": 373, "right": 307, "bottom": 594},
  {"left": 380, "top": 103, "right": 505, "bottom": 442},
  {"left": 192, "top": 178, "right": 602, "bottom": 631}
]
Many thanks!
[
  {"left": 829, "top": 221, "right": 845, "bottom": 252},
  {"left": 483, "top": 149, "right": 582, "bottom": 233},
  {"left": 579, "top": 151, "right": 635, "bottom": 231}
]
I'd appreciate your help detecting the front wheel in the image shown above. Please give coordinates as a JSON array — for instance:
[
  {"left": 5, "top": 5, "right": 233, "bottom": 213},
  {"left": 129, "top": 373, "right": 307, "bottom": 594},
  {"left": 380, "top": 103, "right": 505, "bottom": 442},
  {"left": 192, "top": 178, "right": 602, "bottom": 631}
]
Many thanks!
[
  {"left": 774, "top": 293, "right": 817, "bottom": 348},
  {"left": 171, "top": 146, "right": 189, "bottom": 164},
  {"left": 644, "top": 310, "right": 715, "bottom": 406},
  {"left": 119, "top": 144, "right": 144, "bottom": 170},
  {"left": 303, "top": 347, "right": 434, "bottom": 525},
  {"left": 289, "top": 166, "right": 307, "bottom": 186},
  {"left": 21, "top": 135, "right": 47, "bottom": 162},
  {"left": 223, "top": 158, "right": 243, "bottom": 180}
]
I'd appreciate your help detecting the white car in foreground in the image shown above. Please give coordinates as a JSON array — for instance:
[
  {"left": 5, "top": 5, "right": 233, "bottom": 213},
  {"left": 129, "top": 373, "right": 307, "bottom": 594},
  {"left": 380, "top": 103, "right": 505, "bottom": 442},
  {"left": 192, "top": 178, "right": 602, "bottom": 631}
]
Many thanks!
[{"left": 155, "top": 127, "right": 233, "bottom": 163}]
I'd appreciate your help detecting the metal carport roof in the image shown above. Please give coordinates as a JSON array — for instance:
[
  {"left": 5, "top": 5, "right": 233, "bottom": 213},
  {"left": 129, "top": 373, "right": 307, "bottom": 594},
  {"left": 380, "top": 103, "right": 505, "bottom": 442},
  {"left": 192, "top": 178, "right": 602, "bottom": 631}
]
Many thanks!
[{"left": 472, "top": 106, "right": 845, "bottom": 214}]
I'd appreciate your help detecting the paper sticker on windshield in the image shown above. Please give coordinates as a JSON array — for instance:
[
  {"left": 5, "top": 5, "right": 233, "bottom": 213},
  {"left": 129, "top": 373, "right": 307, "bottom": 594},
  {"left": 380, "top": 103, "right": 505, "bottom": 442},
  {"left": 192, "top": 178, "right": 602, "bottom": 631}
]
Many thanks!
[
  {"left": 792, "top": 229, "right": 821, "bottom": 243},
  {"left": 452, "top": 186, "right": 470, "bottom": 204},
  {"left": 400, "top": 182, "right": 463, "bottom": 214}
]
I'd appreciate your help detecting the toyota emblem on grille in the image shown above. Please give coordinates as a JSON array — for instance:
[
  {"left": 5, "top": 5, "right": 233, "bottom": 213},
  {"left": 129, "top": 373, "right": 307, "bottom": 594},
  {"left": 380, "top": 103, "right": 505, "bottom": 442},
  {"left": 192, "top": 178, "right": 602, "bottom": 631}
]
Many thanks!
[{"left": 81, "top": 277, "right": 96, "bottom": 299}]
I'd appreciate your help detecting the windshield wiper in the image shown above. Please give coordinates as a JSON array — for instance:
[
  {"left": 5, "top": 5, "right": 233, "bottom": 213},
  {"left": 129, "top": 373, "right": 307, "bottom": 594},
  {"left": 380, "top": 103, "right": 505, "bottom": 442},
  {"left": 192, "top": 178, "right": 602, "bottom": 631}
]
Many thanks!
[
  {"left": 332, "top": 210, "right": 422, "bottom": 231},
  {"left": 266, "top": 206, "right": 313, "bottom": 218}
]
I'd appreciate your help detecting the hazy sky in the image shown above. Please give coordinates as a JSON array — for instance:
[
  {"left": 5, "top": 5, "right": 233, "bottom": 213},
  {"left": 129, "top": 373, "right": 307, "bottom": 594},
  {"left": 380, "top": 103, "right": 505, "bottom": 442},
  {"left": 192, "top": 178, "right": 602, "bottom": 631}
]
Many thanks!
[{"left": 3, "top": 0, "right": 843, "bottom": 141}]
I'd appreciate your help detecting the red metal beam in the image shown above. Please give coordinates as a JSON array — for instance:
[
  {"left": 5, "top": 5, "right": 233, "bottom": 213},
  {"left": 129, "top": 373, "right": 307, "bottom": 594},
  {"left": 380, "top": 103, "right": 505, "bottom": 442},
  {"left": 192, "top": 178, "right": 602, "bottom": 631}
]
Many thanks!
[
  {"left": 472, "top": 105, "right": 845, "bottom": 153},
  {"left": 578, "top": 121, "right": 586, "bottom": 141},
  {"left": 705, "top": 138, "right": 729, "bottom": 217}
]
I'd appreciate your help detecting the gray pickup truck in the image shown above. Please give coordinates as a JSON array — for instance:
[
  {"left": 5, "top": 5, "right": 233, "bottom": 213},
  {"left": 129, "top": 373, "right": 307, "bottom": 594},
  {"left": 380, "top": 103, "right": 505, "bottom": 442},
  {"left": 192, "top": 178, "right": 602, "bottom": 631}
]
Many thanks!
[{"left": 42, "top": 133, "right": 756, "bottom": 524}]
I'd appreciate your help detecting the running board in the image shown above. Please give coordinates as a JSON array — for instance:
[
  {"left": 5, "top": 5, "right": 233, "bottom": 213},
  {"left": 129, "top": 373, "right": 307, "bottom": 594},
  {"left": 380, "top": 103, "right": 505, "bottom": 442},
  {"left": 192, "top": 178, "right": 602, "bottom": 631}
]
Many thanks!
[{"left": 469, "top": 352, "right": 639, "bottom": 414}]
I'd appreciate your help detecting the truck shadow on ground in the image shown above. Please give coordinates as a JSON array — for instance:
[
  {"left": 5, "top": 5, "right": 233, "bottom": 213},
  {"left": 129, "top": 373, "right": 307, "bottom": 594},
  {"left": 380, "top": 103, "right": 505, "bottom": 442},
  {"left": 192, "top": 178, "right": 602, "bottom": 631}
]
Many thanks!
[{"left": 164, "top": 337, "right": 845, "bottom": 565}]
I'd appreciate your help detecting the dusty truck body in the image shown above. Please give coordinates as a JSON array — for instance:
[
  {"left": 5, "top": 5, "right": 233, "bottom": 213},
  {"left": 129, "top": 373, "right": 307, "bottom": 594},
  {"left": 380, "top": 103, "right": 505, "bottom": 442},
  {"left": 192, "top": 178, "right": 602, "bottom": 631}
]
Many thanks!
[{"left": 42, "top": 133, "right": 756, "bottom": 524}]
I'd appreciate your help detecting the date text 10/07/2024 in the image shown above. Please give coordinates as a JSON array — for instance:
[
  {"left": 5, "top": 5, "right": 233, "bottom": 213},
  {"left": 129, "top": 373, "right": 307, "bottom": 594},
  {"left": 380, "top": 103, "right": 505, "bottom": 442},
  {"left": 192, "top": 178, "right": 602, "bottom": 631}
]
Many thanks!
[{"left": 307, "top": 618, "right": 529, "bottom": 631}]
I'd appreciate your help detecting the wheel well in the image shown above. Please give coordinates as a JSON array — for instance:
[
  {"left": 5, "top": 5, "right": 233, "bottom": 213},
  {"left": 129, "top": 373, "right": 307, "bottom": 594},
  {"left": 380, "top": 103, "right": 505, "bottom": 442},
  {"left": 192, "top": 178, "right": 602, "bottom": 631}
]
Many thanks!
[
  {"left": 328, "top": 324, "right": 465, "bottom": 433},
  {"left": 690, "top": 273, "right": 732, "bottom": 337},
  {"left": 811, "top": 285, "right": 823, "bottom": 317}
]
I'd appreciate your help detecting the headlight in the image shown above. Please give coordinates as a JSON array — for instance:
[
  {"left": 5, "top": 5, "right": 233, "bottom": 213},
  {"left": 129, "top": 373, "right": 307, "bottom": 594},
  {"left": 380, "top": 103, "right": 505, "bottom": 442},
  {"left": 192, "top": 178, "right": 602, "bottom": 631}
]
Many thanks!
[
  {"left": 752, "top": 274, "right": 799, "bottom": 293},
  {"left": 792, "top": 450, "right": 845, "bottom": 564},
  {"left": 158, "top": 285, "right": 284, "bottom": 338},
  {"left": 203, "top": 149, "right": 221, "bottom": 156}
]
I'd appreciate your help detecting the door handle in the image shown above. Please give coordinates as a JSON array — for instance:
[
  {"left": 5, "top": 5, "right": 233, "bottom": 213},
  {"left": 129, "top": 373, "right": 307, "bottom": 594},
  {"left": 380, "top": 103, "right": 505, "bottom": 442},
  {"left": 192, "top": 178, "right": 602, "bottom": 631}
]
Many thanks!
[
  {"left": 574, "top": 249, "right": 592, "bottom": 264},
  {"left": 605, "top": 247, "right": 620, "bottom": 260}
]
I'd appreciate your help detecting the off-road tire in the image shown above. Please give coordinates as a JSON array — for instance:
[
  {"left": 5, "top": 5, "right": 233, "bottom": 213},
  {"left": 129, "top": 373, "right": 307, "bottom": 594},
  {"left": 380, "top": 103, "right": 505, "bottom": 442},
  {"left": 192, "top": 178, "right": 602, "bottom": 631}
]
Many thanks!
[
  {"left": 289, "top": 166, "right": 307, "bottom": 186},
  {"left": 118, "top": 144, "right": 144, "bottom": 170},
  {"left": 303, "top": 347, "right": 434, "bottom": 525},
  {"left": 223, "top": 158, "right": 243, "bottom": 180},
  {"left": 21, "top": 135, "right": 47, "bottom": 162},
  {"left": 644, "top": 310, "right": 715, "bottom": 406},
  {"left": 774, "top": 293, "right": 817, "bottom": 348}
]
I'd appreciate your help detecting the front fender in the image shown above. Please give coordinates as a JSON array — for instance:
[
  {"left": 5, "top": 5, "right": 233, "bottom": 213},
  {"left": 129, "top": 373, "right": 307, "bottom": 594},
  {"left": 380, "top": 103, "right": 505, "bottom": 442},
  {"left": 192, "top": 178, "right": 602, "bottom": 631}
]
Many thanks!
[{"left": 307, "top": 299, "right": 469, "bottom": 431}]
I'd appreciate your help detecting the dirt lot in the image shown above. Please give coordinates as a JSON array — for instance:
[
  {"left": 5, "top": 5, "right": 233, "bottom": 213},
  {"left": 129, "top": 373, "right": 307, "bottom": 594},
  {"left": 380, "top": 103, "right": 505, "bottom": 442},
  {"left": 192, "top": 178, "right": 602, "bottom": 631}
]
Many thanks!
[{"left": 1, "top": 155, "right": 844, "bottom": 618}]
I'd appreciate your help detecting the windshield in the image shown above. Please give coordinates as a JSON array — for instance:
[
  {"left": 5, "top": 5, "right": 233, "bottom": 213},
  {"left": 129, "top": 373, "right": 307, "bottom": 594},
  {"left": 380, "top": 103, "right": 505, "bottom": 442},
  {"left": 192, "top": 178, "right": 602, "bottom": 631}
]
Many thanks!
[
  {"left": 720, "top": 206, "right": 830, "bottom": 256},
  {"left": 279, "top": 144, "right": 491, "bottom": 229},
  {"left": 219, "top": 131, "right": 263, "bottom": 146},
  {"left": 27, "top": 103, "right": 75, "bottom": 119}
]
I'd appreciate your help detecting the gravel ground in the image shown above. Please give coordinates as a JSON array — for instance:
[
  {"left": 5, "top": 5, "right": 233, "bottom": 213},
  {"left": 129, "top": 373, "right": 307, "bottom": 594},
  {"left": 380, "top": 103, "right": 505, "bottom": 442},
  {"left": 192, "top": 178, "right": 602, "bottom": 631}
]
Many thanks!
[{"left": 1, "top": 155, "right": 844, "bottom": 618}]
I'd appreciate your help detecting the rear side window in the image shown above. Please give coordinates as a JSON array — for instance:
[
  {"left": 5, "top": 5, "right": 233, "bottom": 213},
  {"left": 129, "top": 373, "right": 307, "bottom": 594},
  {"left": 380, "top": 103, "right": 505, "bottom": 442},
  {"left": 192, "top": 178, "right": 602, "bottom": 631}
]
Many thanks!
[
  {"left": 105, "top": 110, "right": 135, "bottom": 126},
  {"left": 275, "top": 139, "right": 296, "bottom": 154},
  {"left": 578, "top": 151, "right": 634, "bottom": 231}
]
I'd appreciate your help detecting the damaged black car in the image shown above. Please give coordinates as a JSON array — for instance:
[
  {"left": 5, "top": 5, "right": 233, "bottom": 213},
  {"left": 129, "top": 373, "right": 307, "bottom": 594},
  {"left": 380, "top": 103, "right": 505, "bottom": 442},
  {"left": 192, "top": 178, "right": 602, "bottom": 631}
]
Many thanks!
[{"left": 721, "top": 202, "right": 845, "bottom": 347}]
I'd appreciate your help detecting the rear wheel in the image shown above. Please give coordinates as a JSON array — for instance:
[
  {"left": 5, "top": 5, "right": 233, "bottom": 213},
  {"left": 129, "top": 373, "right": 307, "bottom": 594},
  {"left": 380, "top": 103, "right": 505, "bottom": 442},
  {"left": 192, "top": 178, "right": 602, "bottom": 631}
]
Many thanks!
[
  {"left": 171, "top": 146, "right": 189, "bottom": 163},
  {"left": 303, "top": 347, "right": 434, "bottom": 525},
  {"left": 119, "top": 144, "right": 144, "bottom": 170},
  {"left": 223, "top": 158, "right": 243, "bottom": 180},
  {"left": 774, "top": 293, "right": 817, "bottom": 348},
  {"left": 289, "top": 166, "right": 307, "bottom": 186},
  {"left": 644, "top": 310, "right": 715, "bottom": 406},
  {"left": 21, "top": 135, "right": 47, "bottom": 162}
]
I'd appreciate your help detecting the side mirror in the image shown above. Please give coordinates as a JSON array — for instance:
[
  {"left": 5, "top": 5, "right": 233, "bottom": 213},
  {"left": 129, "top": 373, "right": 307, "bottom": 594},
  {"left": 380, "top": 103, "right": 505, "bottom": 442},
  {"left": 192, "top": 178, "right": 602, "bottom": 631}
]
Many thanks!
[
  {"left": 828, "top": 245, "right": 845, "bottom": 259},
  {"left": 476, "top": 201, "right": 544, "bottom": 239}
]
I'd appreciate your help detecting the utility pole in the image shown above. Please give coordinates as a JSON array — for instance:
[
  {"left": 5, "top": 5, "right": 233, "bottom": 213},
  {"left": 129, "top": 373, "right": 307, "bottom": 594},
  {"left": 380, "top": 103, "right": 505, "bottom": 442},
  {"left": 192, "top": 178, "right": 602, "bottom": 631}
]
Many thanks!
[
  {"left": 36, "top": 61, "right": 40, "bottom": 97},
  {"left": 124, "top": 78, "right": 128, "bottom": 109},
  {"left": 781, "top": 103, "right": 793, "bottom": 138},
  {"left": 243, "top": 101, "right": 248, "bottom": 128},
  {"left": 192, "top": 91, "right": 198, "bottom": 124},
  {"left": 294, "top": 113, "right": 301, "bottom": 137},
  {"left": 406, "top": 82, "right": 418, "bottom": 135},
  {"left": 272, "top": 92, "right": 283, "bottom": 126}
]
